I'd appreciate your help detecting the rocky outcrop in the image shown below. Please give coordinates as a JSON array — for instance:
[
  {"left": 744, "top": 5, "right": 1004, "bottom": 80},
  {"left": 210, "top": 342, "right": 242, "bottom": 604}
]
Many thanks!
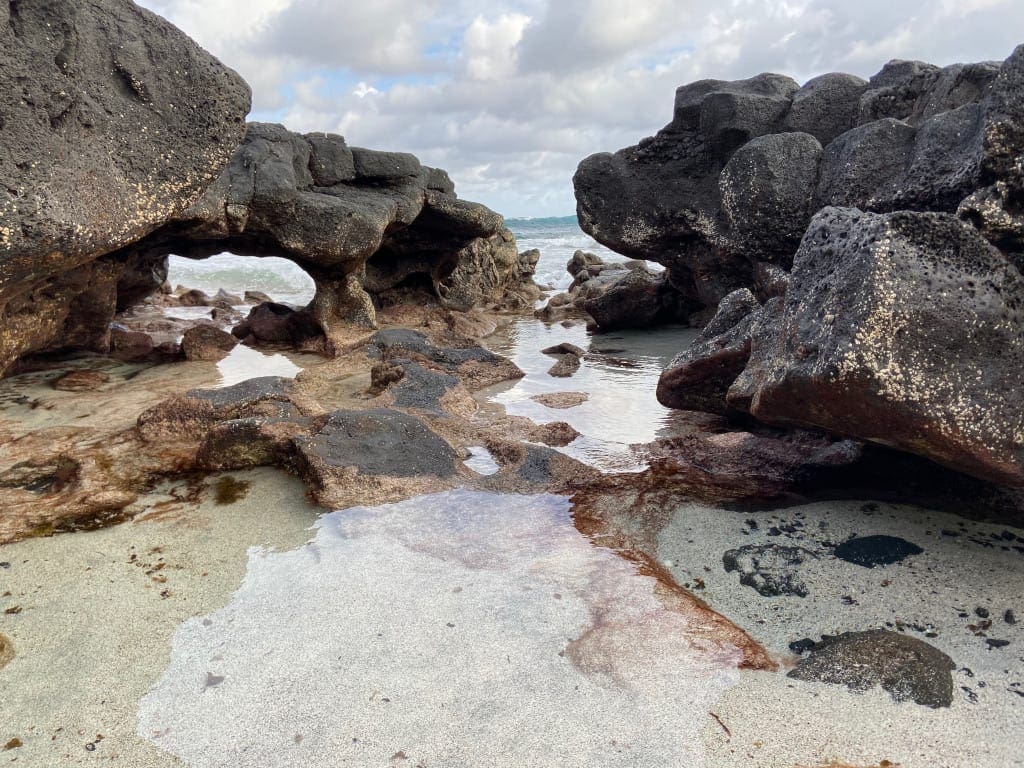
[
  {"left": 536, "top": 250, "right": 688, "bottom": 328},
  {"left": 0, "top": 3, "right": 539, "bottom": 375},
  {"left": 741, "top": 208, "right": 1024, "bottom": 486},
  {"left": 110, "top": 123, "right": 541, "bottom": 352},
  {"left": 607, "top": 46, "right": 1024, "bottom": 486},
  {"left": 0, "top": 0, "right": 251, "bottom": 375},
  {"left": 574, "top": 46, "right": 1024, "bottom": 314}
]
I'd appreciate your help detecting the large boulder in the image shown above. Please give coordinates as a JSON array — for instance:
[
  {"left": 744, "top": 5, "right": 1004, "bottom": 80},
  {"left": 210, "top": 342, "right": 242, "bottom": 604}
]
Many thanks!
[
  {"left": 657, "top": 289, "right": 761, "bottom": 414},
  {"left": 573, "top": 45, "right": 1024, "bottom": 322},
  {"left": 742, "top": 207, "right": 1024, "bottom": 486},
  {"left": 0, "top": 0, "right": 251, "bottom": 374}
]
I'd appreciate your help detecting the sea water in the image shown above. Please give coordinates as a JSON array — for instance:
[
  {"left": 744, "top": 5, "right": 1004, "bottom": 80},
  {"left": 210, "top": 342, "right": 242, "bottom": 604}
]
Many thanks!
[{"left": 166, "top": 217, "right": 627, "bottom": 301}]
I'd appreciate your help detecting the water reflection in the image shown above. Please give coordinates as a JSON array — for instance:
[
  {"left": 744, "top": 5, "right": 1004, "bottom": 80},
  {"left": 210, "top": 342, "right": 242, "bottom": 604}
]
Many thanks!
[
  {"left": 139, "top": 491, "right": 743, "bottom": 768},
  {"left": 484, "top": 320, "right": 697, "bottom": 471},
  {"left": 215, "top": 344, "right": 304, "bottom": 388}
]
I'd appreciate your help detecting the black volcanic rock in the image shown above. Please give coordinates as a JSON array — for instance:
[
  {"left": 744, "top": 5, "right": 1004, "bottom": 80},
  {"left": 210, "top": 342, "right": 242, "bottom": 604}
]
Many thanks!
[
  {"left": 788, "top": 630, "right": 956, "bottom": 708},
  {"left": 743, "top": 207, "right": 1024, "bottom": 486},
  {"left": 574, "top": 45, "right": 1024, "bottom": 314},
  {"left": 111, "top": 123, "right": 540, "bottom": 349},
  {"left": 0, "top": 0, "right": 251, "bottom": 375},
  {"left": 615, "top": 45, "right": 1024, "bottom": 487}
]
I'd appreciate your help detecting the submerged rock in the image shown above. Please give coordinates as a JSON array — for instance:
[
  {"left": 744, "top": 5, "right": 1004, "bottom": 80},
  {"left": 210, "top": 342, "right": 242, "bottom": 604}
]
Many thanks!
[
  {"left": 787, "top": 630, "right": 956, "bottom": 708},
  {"left": 833, "top": 535, "right": 924, "bottom": 568},
  {"left": 722, "top": 544, "right": 817, "bottom": 597},
  {"left": 52, "top": 370, "right": 110, "bottom": 392}
]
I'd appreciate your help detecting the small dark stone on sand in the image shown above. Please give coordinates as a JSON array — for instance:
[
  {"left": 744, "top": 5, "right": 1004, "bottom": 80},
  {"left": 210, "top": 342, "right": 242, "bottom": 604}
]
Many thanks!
[
  {"left": 787, "top": 629, "right": 956, "bottom": 708},
  {"left": 975, "top": 606, "right": 990, "bottom": 619},
  {"left": 834, "top": 535, "right": 923, "bottom": 568},
  {"left": 986, "top": 639, "right": 1011, "bottom": 650},
  {"left": 1005, "top": 610, "right": 1017, "bottom": 625},
  {"left": 789, "top": 638, "right": 816, "bottom": 654},
  {"left": 0, "top": 563, "right": 9, "bottom": 569}
]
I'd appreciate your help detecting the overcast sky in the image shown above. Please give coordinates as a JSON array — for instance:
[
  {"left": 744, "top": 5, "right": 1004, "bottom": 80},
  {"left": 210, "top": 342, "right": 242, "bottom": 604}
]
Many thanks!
[{"left": 140, "top": 0, "right": 1022, "bottom": 217}]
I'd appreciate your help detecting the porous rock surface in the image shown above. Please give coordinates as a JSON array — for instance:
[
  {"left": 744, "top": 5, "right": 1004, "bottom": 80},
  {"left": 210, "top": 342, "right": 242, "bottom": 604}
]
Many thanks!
[
  {"left": 575, "top": 47, "right": 1023, "bottom": 311},
  {"left": 742, "top": 208, "right": 1024, "bottom": 486},
  {"left": 788, "top": 630, "right": 956, "bottom": 708},
  {"left": 595, "top": 45, "right": 1024, "bottom": 486},
  {"left": 1, "top": 2, "right": 539, "bottom": 375},
  {"left": 110, "top": 122, "right": 541, "bottom": 351},
  {"left": 0, "top": 0, "right": 251, "bottom": 375}
]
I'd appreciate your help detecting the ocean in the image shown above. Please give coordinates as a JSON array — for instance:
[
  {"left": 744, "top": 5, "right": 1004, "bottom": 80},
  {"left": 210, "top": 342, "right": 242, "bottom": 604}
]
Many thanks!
[{"left": 166, "top": 215, "right": 627, "bottom": 303}]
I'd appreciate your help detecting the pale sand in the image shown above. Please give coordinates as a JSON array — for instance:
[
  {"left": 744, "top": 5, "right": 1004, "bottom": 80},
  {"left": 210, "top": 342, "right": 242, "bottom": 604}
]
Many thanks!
[
  {"left": 0, "top": 468, "right": 320, "bottom": 766},
  {"left": 653, "top": 498, "right": 1024, "bottom": 768}
]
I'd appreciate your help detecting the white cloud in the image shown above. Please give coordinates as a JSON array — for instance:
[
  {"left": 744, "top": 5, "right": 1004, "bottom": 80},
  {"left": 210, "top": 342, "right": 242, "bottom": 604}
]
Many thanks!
[
  {"left": 463, "top": 13, "right": 532, "bottom": 80},
  {"left": 139, "top": 0, "right": 1023, "bottom": 216}
]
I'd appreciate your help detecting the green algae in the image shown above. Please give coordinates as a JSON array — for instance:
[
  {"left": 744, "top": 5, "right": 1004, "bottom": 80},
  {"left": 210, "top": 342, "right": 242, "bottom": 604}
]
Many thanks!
[{"left": 214, "top": 476, "right": 251, "bottom": 505}]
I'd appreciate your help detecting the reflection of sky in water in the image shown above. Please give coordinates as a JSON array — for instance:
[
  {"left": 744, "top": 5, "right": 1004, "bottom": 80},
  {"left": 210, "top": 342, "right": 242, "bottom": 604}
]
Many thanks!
[
  {"left": 485, "top": 320, "right": 698, "bottom": 472},
  {"left": 138, "top": 491, "right": 741, "bottom": 768},
  {"left": 215, "top": 344, "right": 303, "bottom": 388},
  {"left": 463, "top": 445, "right": 500, "bottom": 475}
]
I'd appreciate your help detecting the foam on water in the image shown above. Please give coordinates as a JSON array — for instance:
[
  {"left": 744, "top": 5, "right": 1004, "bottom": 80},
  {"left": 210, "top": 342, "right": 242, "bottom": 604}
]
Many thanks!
[
  {"left": 508, "top": 216, "right": 649, "bottom": 291},
  {"left": 138, "top": 490, "right": 742, "bottom": 767},
  {"left": 168, "top": 254, "right": 316, "bottom": 306}
]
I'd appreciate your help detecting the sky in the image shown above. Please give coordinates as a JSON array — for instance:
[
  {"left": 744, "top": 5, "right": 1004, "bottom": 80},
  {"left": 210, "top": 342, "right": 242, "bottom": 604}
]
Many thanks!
[{"left": 139, "top": 0, "right": 1023, "bottom": 218}]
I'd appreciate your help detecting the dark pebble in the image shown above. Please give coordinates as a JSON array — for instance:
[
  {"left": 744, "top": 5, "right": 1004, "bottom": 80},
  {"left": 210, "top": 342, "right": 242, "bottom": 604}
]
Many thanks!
[
  {"left": 1005, "top": 610, "right": 1017, "bottom": 625},
  {"left": 975, "top": 607, "right": 990, "bottom": 619},
  {"left": 834, "top": 535, "right": 923, "bottom": 568},
  {"left": 986, "top": 639, "right": 1011, "bottom": 650},
  {"left": 0, "top": 563, "right": 9, "bottom": 569},
  {"left": 788, "top": 638, "right": 817, "bottom": 654}
]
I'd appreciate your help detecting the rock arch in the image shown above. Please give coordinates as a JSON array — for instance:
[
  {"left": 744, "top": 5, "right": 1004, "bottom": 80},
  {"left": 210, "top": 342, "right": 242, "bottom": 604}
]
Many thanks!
[{"left": 110, "top": 123, "right": 539, "bottom": 354}]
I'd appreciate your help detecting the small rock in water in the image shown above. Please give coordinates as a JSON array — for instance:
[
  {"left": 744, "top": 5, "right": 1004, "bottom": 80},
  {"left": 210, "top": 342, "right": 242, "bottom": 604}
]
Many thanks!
[
  {"left": 547, "top": 355, "right": 581, "bottom": 378},
  {"left": 52, "top": 369, "right": 110, "bottom": 392},
  {"left": 182, "top": 324, "right": 238, "bottom": 362},
  {"left": 787, "top": 629, "right": 956, "bottom": 708},
  {"left": 722, "top": 544, "right": 817, "bottom": 597},
  {"left": 833, "top": 535, "right": 923, "bottom": 568},
  {"left": 530, "top": 392, "right": 589, "bottom": 409},
  {"left": 541, "top": 342, "right": 586, "bottom": 358}
]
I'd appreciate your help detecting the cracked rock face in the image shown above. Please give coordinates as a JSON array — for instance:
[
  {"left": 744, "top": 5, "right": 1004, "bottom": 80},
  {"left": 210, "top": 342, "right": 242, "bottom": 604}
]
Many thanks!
[{"left": 0, "top": 0, "right": 251, "bottom": 374}]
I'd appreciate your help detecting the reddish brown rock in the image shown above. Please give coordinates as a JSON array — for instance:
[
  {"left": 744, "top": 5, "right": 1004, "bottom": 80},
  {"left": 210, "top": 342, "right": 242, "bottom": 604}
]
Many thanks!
[{"left": 182, "top": 325, "right": 238, "bottom": 362}]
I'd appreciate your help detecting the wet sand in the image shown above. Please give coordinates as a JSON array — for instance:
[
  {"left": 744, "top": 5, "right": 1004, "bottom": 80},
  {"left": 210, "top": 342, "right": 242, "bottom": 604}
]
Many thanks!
[
  {"left": 0, "top": 468, "right": 319, "bottom": 766},
  {"left": 0, "top": 316, "right": 1021, "bottom": 767}
]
